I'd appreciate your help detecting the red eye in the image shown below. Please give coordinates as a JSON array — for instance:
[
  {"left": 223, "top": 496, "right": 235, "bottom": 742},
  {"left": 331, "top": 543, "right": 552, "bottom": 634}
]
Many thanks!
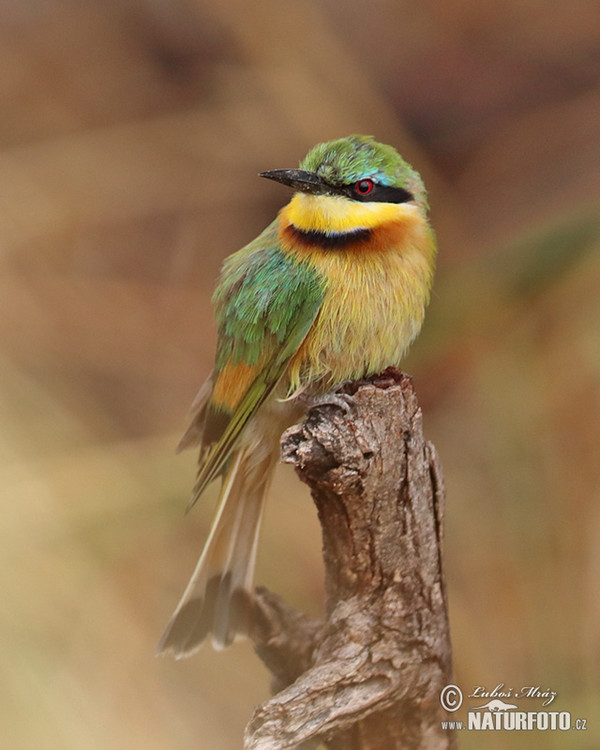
[{"left": 355, "top": 178, "right": 374, "bottom": 195}]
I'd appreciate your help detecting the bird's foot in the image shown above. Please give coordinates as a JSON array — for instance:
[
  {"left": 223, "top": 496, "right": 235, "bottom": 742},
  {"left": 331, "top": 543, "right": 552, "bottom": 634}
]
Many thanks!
[
  {"left": 302, "top": 369, "right": 406, "bottom": 415},
  {"left": 303, "top": 388, "right": 357, "bottom": 415}
]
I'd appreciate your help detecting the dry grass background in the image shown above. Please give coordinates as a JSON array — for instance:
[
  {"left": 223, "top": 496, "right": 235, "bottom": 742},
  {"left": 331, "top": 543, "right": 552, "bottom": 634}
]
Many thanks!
[{"left": 2, "top": 1, "right": 599, "bottom": 748}]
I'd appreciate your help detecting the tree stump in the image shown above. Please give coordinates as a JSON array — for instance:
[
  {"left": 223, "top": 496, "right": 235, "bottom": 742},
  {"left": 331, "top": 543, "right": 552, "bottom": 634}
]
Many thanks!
[{"left": 245, "top": 370, "right": 455, "bottom": 750}]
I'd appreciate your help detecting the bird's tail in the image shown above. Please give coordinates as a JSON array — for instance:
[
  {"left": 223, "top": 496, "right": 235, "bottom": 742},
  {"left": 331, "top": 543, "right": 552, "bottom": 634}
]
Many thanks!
[{"left": 156, "top": 444, "right": 275, "bottom": 657}]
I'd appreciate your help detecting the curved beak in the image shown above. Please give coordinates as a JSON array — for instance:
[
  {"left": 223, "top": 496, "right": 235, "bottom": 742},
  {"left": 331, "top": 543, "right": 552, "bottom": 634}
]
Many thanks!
[{"left": 259, "top": 169, "right": 328, "bottom": 195}]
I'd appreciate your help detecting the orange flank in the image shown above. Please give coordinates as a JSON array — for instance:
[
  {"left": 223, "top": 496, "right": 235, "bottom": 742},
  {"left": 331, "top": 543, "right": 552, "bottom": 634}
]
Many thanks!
[{"left": 212, "top": 359, "right": 262, "bottom": 411}]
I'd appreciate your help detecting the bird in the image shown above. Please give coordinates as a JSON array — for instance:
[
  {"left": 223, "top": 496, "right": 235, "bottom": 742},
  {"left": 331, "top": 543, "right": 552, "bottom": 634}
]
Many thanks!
[{"left": 157, "top": 135, "right": 437, "bottom": 657}]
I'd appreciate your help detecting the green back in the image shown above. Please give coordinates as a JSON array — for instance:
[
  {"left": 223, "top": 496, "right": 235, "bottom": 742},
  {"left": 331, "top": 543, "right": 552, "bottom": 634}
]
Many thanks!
[{"left": 190, "top": 222, "right": 325, "bottom": 505}]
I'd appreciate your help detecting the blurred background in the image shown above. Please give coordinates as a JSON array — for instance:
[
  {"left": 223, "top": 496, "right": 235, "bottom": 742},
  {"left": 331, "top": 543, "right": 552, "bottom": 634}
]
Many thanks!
[{"left": 1, "top": 0, "right": 599, "bottom": 747}]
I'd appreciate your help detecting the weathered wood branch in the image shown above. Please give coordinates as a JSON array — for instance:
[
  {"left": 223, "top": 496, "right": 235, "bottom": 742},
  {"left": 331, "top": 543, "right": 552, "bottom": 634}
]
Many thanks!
[{"left": 245, "top": 370, "right": 455, "bottom": 750}]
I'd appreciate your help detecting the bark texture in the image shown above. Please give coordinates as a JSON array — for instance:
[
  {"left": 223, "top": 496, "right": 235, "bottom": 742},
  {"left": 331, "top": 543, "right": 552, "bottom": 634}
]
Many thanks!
[{"left": 245, "top": 370, "right": 454, "bottom": 750}]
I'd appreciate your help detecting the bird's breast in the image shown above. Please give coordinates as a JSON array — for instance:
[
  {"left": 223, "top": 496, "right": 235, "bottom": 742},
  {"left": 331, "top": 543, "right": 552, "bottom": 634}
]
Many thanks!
[{"left": 278, "top": 200, "right": 436, "bottom": 393}]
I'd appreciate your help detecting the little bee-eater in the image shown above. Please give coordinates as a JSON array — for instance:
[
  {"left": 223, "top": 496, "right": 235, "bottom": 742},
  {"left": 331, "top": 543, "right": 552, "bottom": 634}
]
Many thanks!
[{"left": 158, "top": 135, "right": 436, "bottom": 657}]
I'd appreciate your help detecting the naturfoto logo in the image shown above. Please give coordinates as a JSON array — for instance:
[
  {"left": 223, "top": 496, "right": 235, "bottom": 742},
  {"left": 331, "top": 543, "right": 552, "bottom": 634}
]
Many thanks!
[{"left": 439, "top": 683, "right": 588, "bottom": 734}]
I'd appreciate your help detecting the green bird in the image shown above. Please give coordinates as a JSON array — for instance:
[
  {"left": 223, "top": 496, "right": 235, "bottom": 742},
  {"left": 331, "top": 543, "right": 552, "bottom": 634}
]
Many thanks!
[{"left": 158, "top": 135, "right": 436, "bottom": 657}]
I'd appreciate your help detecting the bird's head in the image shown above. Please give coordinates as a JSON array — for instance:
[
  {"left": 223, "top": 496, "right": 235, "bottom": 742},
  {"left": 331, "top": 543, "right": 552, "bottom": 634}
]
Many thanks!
[{"left": 260, "top": 135, "right": 428, "bottom": 236}]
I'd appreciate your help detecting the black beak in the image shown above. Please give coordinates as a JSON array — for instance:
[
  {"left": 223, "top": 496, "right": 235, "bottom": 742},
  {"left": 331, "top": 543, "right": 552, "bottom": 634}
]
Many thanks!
[{"left": 259, "top": 169, "right": 329, "bottom": 195}]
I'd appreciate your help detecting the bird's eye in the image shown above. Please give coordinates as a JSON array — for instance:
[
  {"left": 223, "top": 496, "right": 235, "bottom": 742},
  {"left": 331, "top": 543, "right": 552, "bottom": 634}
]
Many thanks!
[{"left": 355, "top": 179, "right": 374, "bottom": 195}]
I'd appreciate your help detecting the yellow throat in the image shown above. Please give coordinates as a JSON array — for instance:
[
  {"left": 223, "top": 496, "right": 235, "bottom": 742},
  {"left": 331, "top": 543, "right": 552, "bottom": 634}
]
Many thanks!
[{"left": 283, "top": 191, "right": 419, "bottom": 234}]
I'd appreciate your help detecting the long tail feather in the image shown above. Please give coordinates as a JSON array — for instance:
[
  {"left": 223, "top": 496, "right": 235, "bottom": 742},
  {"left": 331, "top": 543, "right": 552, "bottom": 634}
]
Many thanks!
[{"left": 156, "top": 446, "right": 275, "bottom": 657}]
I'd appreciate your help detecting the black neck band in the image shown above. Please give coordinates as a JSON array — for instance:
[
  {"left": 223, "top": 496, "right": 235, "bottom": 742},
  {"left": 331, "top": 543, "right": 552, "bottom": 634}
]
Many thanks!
[{"left": 287, "top": 224, "right": 372, "bottom": 250}]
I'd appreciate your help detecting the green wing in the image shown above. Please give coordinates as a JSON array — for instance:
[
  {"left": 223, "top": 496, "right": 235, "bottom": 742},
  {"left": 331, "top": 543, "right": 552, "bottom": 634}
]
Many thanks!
[{"left": 187, "top": 222, "right": 325, "bottom": 507}]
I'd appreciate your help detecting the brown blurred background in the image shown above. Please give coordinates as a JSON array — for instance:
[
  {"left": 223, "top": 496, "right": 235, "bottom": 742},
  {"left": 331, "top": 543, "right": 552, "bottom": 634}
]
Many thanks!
[{"left": 2, "top": 0, "right": 599, "bottom": 748}]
